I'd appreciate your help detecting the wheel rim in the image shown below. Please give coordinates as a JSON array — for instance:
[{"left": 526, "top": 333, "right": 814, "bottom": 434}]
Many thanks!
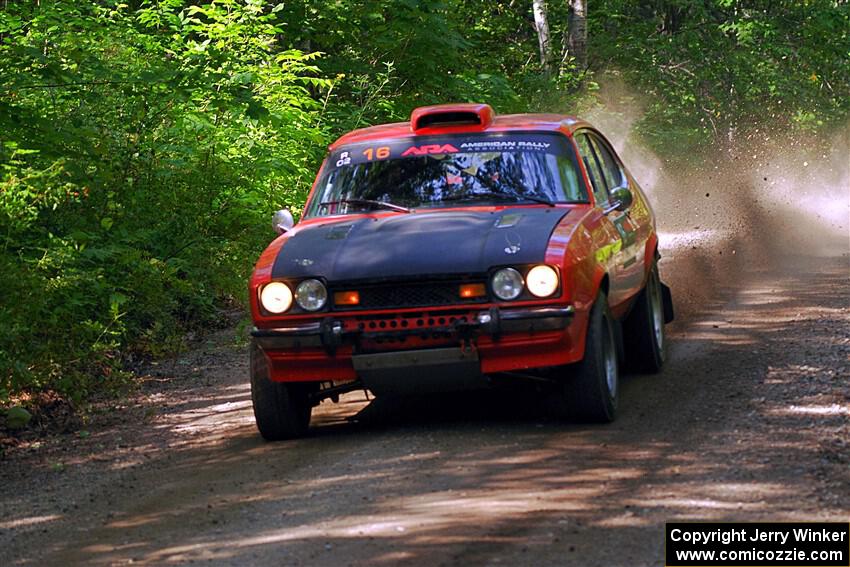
[
  {"left": 649, "top": 273, "right": 664, "bottom": 349},
  {"left": 604, "top": 321, "right": 618, "bottom": 398}
]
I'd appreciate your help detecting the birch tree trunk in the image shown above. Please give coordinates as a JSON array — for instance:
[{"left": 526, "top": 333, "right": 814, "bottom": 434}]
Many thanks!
[
  {"left": 532, "top": 0, "right": 553, "bottom": 75},
  {"left": 567, "top": 0, "right": 587, "bottom": 71}
]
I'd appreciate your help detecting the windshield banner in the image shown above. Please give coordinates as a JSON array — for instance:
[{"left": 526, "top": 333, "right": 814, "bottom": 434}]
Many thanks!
[{"left": 330, "top": 133, "right": 571, "bottom": 169}]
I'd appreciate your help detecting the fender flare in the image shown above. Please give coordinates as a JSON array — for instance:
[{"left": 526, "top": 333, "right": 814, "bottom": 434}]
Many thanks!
[
  {"left": 643, "top": 231, "right": 659, "bottom": 283},
  {"left": 642, "top": 232, "right": 674, "bottom": 323}
]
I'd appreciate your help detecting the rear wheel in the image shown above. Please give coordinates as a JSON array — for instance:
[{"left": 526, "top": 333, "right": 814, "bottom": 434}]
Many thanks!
[
  {"left": 250, "top": 341, "right": 313, "bottom": 440},
  {"left": 623, "top": 262, "right": 666, "bottom": 373},
  {"left": 558, "top": 291, "right": 619, "bottom": 423}
]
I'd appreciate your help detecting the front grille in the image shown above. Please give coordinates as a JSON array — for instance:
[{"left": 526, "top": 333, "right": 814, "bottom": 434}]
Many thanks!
[{"left": 332, "top": 280, "right": 488, "bottom": 310}]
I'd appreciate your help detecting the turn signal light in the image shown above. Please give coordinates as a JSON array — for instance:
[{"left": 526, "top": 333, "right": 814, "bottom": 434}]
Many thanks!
[
  {"left": 334, "top": 290, "right": 360, "bottom": 306},
  {"left": 459, "top": 283, "right": 486, "bottom": 299}
]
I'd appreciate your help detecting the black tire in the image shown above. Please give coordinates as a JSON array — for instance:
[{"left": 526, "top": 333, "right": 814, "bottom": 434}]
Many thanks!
[
  {"left": 250, "top": 341, "right": 313, "bottom": 440},
  {"left": 623, "top": 262, "right": 667, "bottom": 374},
  {"left": 559, "top": 291, "right": 619, "bottom": 423}
]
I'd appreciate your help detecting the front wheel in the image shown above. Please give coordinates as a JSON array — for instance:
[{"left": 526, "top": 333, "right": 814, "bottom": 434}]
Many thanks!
[
  {"left": 250, "top": 341, "right": 313, "bottom": 440},
  {"left": 557, "top": 291, "right": 619, "bottom": 423},
  {"left": 623, "top": 262, "right": 667, "bottom": 373}
]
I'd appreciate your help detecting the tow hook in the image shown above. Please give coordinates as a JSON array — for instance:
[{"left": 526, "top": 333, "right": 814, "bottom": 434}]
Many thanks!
[{"left": 320, "top": 318, "right": 344, "bottom": 353}]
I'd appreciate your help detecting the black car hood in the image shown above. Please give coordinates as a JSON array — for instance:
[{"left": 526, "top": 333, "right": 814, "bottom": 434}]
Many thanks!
[{"left": 271, "top": 207, "right": 568, "bottom": 283}]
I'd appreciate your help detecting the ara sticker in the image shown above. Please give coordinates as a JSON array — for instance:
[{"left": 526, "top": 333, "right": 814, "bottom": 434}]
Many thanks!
[{"left": 401, "top": 144, "right": 459, "bottom": 157}]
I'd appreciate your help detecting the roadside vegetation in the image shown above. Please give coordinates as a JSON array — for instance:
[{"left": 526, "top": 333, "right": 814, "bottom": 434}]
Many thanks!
[{"left": 1, "top": 0, "right": 847, "bottom": 413}]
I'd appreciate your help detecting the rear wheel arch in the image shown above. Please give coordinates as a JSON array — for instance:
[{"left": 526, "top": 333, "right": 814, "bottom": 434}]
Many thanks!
[
  {"left": 623, "top": 261, "right": 667, "bottom": 373},
  {"left": 598, "top": 273, "right": 610, "bottom": 297},
  {"left": 643, "top": 233, "right": 660, "bottom": 283}
]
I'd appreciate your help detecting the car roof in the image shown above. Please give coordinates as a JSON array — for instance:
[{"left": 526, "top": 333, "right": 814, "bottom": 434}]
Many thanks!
[{"left": 329, "top": 104, "right": 593, "bottom": 150}]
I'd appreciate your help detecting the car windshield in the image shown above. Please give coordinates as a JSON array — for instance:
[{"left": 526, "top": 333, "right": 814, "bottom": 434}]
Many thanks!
[{"left": 305, "top": 132, "right": 588, "bottom": 217}]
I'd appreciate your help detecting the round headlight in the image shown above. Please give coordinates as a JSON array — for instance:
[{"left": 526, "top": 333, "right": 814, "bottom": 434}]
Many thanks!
[
  {"left": 295, "top": 279, "right": 327, "bottom": 311},
  {"left": 491, "top": 268, "right": 524, "bottom": 301},
  {"left": 260, "top": 282, "right": 293, "bottom": 314},
  {"left": 526, "top": 265, "right": 559, "bottom": 298}
]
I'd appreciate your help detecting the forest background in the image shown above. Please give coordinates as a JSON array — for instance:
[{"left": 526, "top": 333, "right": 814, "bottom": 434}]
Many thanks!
[{"left": 1, "top": 0, "right": 847, "bottom": 404}]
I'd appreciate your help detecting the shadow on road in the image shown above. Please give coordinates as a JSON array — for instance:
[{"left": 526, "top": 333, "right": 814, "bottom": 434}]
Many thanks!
[{"left": 0, "top": 258, "right": 833, "bottom": 566}]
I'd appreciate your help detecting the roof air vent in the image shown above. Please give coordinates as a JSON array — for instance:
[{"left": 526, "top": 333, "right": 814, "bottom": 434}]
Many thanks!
[{"left": 410, "top": 103, "right": 494, "bottom": 132}]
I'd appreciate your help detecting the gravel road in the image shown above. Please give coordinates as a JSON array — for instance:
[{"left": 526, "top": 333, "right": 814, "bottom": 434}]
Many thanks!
[{"left": 2, "top": 229, "right": 848, "bottom": 567}]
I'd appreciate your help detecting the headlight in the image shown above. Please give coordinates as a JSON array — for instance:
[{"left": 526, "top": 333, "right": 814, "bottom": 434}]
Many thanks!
[
  {"left": 295, "top": 279, "right": 327, "bottom": 311},
  {"left": 526, "top": 265, "right": 559, "bottom": 298},
  {"left": 491, "top": 268, "right": 524, "bottom": 301},
  {"left": 260, "top": 282, "right": 293, "bottom": 314}
]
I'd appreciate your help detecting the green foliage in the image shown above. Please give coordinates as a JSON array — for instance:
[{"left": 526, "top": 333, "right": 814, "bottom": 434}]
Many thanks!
[
  {"left": 591, "top": 0, "right": 850, "bottom": 155},
  {"left": 1, "top": 0, "right": 328, "bottom": 399}
]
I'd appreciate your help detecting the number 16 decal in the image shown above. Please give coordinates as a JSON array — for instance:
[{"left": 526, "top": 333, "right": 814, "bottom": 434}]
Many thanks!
[{"left": 363, "top": 146, "right": 390, "bottom": 161}]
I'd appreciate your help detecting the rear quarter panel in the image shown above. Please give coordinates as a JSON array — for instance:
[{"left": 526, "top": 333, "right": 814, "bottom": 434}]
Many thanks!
[{"left": 624, "top": 171, "right": 659, "bottom": 275}]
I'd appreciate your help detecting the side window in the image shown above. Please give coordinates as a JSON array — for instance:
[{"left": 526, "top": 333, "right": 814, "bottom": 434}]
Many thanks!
[
  {"left": 556, "top": 155, "right": 585, "bottom": 202},
  {"left": 588, "top": 134, "right": 625, "bottom": 191},
  {"left": 575, "top": 133, "right": 608, "bottom": 206}
]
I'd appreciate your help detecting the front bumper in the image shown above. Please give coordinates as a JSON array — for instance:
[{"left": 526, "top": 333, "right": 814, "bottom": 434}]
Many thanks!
[
  {"left": 252, "top": 305, "right": 574, "bottom": 350},
  {"left": 251, "top": 305, "right": 579, "bottom": 385}
]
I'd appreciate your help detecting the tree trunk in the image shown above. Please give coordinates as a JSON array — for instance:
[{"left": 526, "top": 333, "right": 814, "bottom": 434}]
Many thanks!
[
  {"left": 532, "top": 0, "right": 553, "bottom": 75},
  {"left": 567, "top": 0, "right": 587, "bottom": 71}
]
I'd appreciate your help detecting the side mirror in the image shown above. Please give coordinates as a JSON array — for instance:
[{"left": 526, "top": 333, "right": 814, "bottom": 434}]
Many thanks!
[
  {"left": 272, "top": 209, "right": 294, "bottom": 235},
  {"left": 610, "top": 185, "right": 633, "bottom": 212}
]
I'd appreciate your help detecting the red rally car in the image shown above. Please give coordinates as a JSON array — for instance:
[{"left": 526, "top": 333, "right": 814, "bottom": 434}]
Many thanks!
[{"left": 249, "top": 103, "right": 674, "bottom": 440}]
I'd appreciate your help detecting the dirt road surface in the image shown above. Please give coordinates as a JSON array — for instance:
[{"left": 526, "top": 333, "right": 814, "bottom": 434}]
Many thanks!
[{"left": 2, "top": 235, "right": 848, "bottom": 565}]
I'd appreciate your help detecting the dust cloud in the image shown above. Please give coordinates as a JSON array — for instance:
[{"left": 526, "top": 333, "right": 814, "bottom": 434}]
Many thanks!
[{"left": 581, "top": 75, "right": 849, "bottom": 316}]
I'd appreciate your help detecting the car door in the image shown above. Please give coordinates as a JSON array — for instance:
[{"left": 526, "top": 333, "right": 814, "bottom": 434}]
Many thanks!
[
  {"left": 573, "top": 131, "right": 639, "bottom": 310},
  {"left": 586, "top": 132, "right": 646, "bottom": 304}
]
